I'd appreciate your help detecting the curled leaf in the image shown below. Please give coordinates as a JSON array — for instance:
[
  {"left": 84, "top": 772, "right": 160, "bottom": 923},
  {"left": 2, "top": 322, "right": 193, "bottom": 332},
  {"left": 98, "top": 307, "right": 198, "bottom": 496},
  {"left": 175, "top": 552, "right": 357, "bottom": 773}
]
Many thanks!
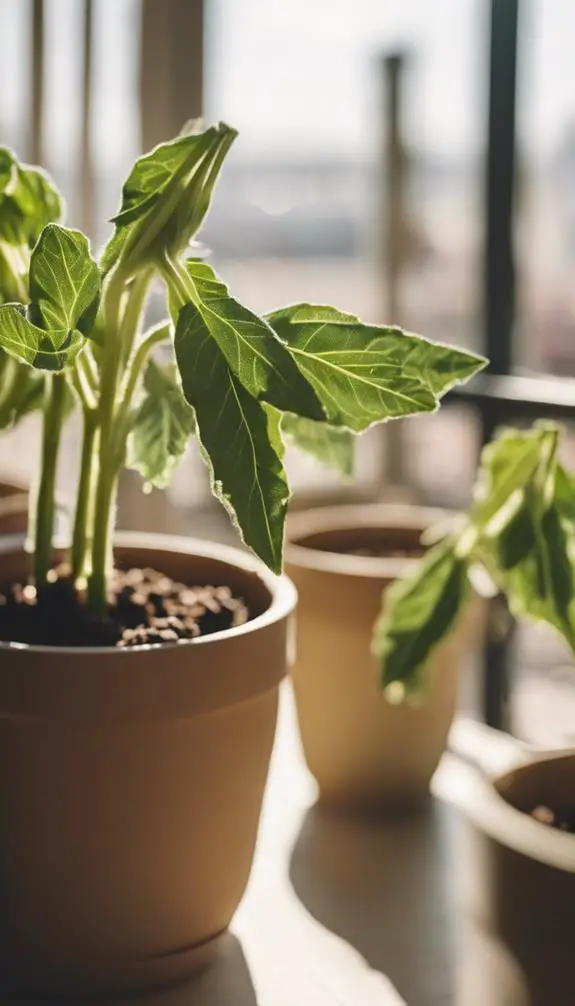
[{"left": 102, "top": 122, "right": 237, "bottom": 274}]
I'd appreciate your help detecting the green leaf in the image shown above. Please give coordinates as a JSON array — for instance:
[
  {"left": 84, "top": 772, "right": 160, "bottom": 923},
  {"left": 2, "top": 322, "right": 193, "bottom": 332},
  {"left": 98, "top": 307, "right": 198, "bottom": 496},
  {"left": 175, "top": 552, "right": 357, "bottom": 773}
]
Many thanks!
[
  {"left": 175, "top": 302, "right": 288, "bottom": 572},
  {"left": 553, "top": 464, "right": 575, "bottom": 534},
  {"left": 281, "top": 413, "right": 354, "bottom": 476},
  {"left": 29, "top": 224, "right": 100, "bottom": 334},
  {"left": 127, "top": 358, "right": 196, "bottom": 488},
  {"left": 478, "top": 429, "right": 575, "bottom": 650},
  {"left": 374, "top": 538, "right": 471, "bottom": 695},
  {"left": 389, "top": 331, "right": 487, "bottom": 396},
  {"left": 0, "top": 148, "right": 62, "bottom": 247},
  {"left": 177, "top": 261, "right": 324, "bottom": 420},
  {"left": 0, "top": 304, "right": 84, "bottom": 371},
  {"left": 471, "top": 423, "right": 560, "bottom": 529},
  {"left": 101, "top": 121, "right": 237, "bottom": 273},
  {"left": 488, "top": 498, "right": 575, "bottom": 649},
  {"left": 267, "top": 304, "right": 451, "bottom": 431}
]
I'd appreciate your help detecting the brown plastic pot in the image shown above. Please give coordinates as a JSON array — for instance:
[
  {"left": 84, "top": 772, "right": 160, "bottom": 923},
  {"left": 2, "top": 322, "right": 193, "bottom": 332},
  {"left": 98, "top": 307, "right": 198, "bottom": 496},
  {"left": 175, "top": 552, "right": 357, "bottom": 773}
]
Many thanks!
[
  {"left": 0, "top": 478, "right": 28, "bottom": 535},
  {"left": 0, "top": 532, "right": 296, "bottom": 997},
  {"left": 286, "top": 504, "right": 483, "bottom": 812}
]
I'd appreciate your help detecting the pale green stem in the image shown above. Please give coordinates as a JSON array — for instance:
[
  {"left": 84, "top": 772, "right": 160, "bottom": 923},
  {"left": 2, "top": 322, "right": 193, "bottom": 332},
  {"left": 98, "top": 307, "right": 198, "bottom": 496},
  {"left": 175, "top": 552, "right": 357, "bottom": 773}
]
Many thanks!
[
  {"left": 118, "top": 269, "right": 152, "bottom": 370},
  {"left": 78, "top": 349, "right": 99, "bottom": 394},
  {"left": 71, "top": 359, "right": 95, "bottom": 412},
  {"left": 87, "top": 269, "right": 152, "bottom": 614},
  {"left": 86, "top": 271, "right": 125, "bottom": 614},
  {"left": 34, "top": 373, "right": 67, "bottom": 586},
  {"left": 160, "top": 254, "right": 197, "bottom": 312},
  {"left": 71, "top": 409, "right": 97, "bottom": 581},
  {"left": 115, "top": 323, "right": 170, "bottom": 434},
  {"left": 0, "top": 356, "right": 20, "bottom": 427}
]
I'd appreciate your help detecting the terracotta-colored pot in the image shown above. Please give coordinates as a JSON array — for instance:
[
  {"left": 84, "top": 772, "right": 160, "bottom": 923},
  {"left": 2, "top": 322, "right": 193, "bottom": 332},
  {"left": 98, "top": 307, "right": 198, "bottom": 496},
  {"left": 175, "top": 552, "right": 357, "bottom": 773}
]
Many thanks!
[
  {"left": 444, "top": 719, "right": 575, "bottom": 1006},
  {"left": 0, "top": 532, "right": 296, "bottom": 996},
  {"left": 286, "top": 504, "right": 483, "bottom": 812},
  {"left": 0, "top": 478, "right": 28, "bottom": 535}
]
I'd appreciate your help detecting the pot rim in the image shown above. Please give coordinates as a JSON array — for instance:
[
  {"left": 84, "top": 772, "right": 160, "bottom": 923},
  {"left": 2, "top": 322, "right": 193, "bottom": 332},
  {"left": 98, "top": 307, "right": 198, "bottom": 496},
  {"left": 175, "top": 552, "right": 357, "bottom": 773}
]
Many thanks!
[
  {"left": 442, "top": 750, "right": 575, "bottom": 872},
  {"left": 285, "top": 503, "right": 453, "bottom": 579},
  {"left": 0, "top": 531, "right": 296, "bottom": 655},
  {"left": 0, "top": 477, "right": 28, "bottom": 517},
  {"left": 0, "top": 477, "right": 28, "bottom": 495}
]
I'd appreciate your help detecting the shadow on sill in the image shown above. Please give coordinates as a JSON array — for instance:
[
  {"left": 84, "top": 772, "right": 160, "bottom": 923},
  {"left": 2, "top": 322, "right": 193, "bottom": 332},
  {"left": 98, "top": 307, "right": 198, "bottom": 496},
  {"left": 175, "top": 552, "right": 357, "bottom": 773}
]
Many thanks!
[{"left": 289, "top": 798, "right": 537, "bottom": 1006}]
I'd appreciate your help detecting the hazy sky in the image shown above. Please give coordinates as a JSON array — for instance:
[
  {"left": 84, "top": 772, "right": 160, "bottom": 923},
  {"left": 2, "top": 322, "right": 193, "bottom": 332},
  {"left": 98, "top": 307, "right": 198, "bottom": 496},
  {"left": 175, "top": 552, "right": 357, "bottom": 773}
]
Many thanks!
[
  {"left": 208, "top": 0, "right": 484, "bottom": 159},
  {"left": 208, "top": 0, "right": 575, "bottom": 162},
  {"left": 1, "top": 0, "right": 575, "bottom": 169}
]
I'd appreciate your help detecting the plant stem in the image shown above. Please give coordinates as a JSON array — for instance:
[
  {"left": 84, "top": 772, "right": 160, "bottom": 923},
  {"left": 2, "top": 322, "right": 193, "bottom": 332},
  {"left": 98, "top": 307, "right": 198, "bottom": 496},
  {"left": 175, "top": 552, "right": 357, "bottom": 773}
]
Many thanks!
[
  {"left": 159, "top": 255, "right": 197, "bottom": 314},
  {"left": 0, "top": 356, "right": 19, "bottom": 427},
  {"left": 118, "top": 270, "right": 151, "bottom": 370},
  {"left": 78, "top": 350, "right": 99, "bottom": 394},
  {"left": 116, "top": 323, "right": 170, "bottom": 432},
  {"left": 86, "top": 271, "right": 124, "bottom": 614},
  {"left": 87, "top": 467, "right": 118, "bottom": 615},
  {"left": 34, "top": 373, "right": 67, "bottom": 586},
  {"left": 71, "top": 409, "right": 97, "bottom": 581},
  {"left": 71, "top": 359, "right": 95, "bottom": 412},
  {"left": 86, "top": 268, "right": 152, "bottom": 615}
]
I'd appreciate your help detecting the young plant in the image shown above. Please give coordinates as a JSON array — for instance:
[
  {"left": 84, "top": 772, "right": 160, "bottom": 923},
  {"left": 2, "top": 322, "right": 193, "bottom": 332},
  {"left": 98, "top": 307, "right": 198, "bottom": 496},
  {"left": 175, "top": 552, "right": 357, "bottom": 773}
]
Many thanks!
[
  {"left": 376, "top": 421, "right": 575, "bottom": 697},
  {"left": 0, "top": 150, "right": 60, "bottom": 434},
  {"left": 0, "top": 121, "right": 485, "bottom": 629}
]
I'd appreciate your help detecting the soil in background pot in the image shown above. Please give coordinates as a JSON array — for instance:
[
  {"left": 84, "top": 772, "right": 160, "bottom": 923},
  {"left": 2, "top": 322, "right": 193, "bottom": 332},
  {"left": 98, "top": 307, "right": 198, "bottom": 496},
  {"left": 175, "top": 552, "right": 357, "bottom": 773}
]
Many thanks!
[
  {"left": 531, "top": 804, "right": 575, "bottom": 834},
  {"left": 0, "top": 564, "right": 249, "bottom": 648},
  {"left": 296, "top": 524, "right": 426, "bottom": 561}
]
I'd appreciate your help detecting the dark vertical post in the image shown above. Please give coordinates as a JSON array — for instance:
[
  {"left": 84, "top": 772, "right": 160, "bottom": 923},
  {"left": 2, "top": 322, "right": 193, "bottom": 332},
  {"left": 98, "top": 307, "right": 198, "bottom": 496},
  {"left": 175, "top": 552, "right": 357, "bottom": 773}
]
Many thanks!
[
  {"left": 378, "top": 52, "right": 409, "bottom": 492},
  {"left": 30, "top": 0, "right": 44, "bottom": 163},
  {"left": 383, "top": 53, "right": 404, "bottom": 324},
  {"left": 79, "top": 0, "right": 94, "bottom": 238},
  {"left": 481, "top": 0, "right": 520, "bottom": 730},
  {"left": 140, "top": 0, "right": 204, "bottom": 151},
  {"left": 484, "top": 0, "right": 519, "bottom": 376}
]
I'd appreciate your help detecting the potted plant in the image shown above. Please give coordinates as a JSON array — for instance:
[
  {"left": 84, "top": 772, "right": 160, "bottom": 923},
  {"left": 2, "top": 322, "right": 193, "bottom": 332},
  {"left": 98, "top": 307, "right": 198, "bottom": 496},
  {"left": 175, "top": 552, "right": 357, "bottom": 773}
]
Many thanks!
[
  {"left": 286, "top": 419, "right": 575, "bottom": 814},
  {"left": 379, "top": 420, "right": 575, "bottom": 830},
  {"left": 0, "top": 124, "right": 483, "bottom": 995},
  {"left": 380, "top": 423, "right": 575, "bottom": 991}
]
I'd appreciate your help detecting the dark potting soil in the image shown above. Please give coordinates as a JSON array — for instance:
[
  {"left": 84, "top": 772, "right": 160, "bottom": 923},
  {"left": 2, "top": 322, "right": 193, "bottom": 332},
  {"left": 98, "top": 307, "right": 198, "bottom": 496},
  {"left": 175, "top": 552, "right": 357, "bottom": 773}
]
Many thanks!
[
  {"left": 531, "top": 804, "right": 575, "bottom": 834},
  {"left": 0, "top": 566, "right": 249, "bottom": 648},
  {"left": 345, "top": 546, "right": 424, "bottom": 559}
]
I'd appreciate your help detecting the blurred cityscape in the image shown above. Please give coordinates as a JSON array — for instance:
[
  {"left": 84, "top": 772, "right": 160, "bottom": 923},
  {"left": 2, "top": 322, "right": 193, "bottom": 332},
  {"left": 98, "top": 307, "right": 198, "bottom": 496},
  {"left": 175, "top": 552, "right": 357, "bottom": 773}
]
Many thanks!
[{"left": 78, "top": 133, "right": 575, "bottom": 384}]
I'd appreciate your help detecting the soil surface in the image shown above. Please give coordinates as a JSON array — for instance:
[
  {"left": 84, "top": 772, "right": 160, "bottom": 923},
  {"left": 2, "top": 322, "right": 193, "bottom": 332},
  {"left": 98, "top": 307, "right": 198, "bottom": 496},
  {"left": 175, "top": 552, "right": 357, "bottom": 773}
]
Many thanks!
[
  {"left": 344, "top": 546, "right": 425, "bottom": 559},
  {"left": 531, "top": 804, "right": 575, "bottom": 834},
  {"left": 0, "top": 565, "right": 249, "bottom": 648}
]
